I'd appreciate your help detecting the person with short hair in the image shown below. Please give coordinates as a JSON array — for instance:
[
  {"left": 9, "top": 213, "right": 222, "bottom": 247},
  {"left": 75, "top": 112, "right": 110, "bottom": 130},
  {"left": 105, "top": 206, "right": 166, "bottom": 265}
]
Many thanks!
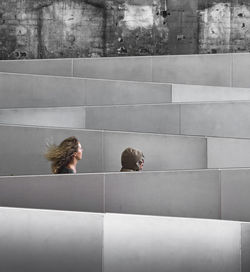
[
  {"left": 45, "top": 136, "right": 83, "bottom": 174},
  {"left": 120, "top": 147, "right": 144, "bottom": 172}
]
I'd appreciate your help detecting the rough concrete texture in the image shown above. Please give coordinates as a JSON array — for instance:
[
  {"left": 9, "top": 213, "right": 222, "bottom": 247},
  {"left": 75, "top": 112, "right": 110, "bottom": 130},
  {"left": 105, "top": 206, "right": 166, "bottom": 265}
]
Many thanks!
[{"left": 1, "top": 0, "right": 250, "bottom": 59}]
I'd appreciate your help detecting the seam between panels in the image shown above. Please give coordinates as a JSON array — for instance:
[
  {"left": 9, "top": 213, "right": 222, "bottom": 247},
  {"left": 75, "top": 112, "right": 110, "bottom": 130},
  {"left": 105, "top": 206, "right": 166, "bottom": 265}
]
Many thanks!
[
  {"left": 179, "top": 104, "right": 181, "bottom": 135},
  {"left": 219, "top": 169, "right": 222, "bottom": 220},
  {"left": 102, "top": 211, "right": 105, "bottom": 272},
  {"left": 230, "top": 53, "right": 234, "bottom": 87},
  {"left": 103, "top": 174, "right": 106, "bottom": 213},
  {"left": 150, "top": 56, "right": 153, "bottom": 82},
  {"left": 240, "top": 223, "right": 242, "bottom": 272},
  {"left": 71, "top": 59, "right": 74, "bottom": 77}
]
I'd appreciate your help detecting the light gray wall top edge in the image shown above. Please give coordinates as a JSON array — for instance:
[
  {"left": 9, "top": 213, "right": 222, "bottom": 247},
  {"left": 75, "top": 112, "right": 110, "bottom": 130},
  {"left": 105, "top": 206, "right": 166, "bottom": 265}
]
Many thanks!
[
  {"left": 1, "top": 52, "right": 247, "bottom": 64},
  {"left": 0, "top": 169, "right": 220, "bottom": 179},
  {"left": 0, "top": 206, "right": 105, "bottom": 216},
  {"left": 105, "top": 213, "right": 242, "bottom": 224},
  {"left": 0, "top": 71, "right": 173, "bottom": 86}
]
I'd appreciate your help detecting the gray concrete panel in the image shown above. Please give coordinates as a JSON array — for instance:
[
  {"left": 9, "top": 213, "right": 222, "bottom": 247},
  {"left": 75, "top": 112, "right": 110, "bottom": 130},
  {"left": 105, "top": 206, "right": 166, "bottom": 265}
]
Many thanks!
[
  {"left": 0, "top": 174, "right": 104, "bottom": 212},
  {"left": 181, "top": 102, "right": 250, "bottom": 138},
  {"left": 0, "top": 125, "right": 102, "bottom": 175},
  {"left": 0, "top": 73, "right": 86, "bottom": 108},
  {"left": 241, "top": 223, "right": 250, "bottom": 272},
  {"left": 207, "top": 137, "right": 250, "bottom": 168},
  {"left": 104, "top": 214, "right": 241, "bottom": 272},
  {"left": 0, "top": 207, "right": 103, "bottom": 272},
  {"left": 172, "top": 84, "right": 250, "bottom": 102},
  {"left": 152, "top": 54, "right": 231, "bottom": 86},
  {"left": 0, "top": 59, "right": 72, "bottom": 76},
  {"left": 221, "top": 169, "right": 250, "bottom": 221},
  {"left": 105, "top": 170, "right": 220, "bottom": 219},
  {"left": 73, "top": 56, "right": 152, "bottom": 81},
  {"left": 0, "top": 107, "right": 85, "bottom": 128},
  {"left": 232, "top": 53, "right": 250, "bottom": 88},
  {"left": 86, "top": 104, "right": 180, "bottom": 134},
  {"left": 103, "top": 131, "right": 207, "bottom": 171},
  {"left": 85, "top": 78, "right": 172, "bottom": 105}
]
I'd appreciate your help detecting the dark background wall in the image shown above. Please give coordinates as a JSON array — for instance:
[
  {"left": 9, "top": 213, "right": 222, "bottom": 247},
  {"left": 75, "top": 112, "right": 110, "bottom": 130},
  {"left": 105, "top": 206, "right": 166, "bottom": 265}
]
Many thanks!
[{"left": 0, "top": 0, "right": 250, "bottom": 59}]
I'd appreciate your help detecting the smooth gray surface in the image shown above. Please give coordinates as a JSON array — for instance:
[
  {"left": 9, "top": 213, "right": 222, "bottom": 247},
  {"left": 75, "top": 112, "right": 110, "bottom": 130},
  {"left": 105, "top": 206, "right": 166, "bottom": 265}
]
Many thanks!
[
  {"left": 103, "top": 131, "right": 207, "bottom": 171},
  {"left": 105, "top": 170, "right": 220, "bottom": 219},
  {"left": 0, "top": 107, "right": 85, "bottom": 128},
  {"left": 241, "top": 223, "right": 250, "bottom": 272},
  {"left": 232, "top": 53, "right": 250, "bottom": 88},
  {"left": 104, "top": 214, "right": 241, "bottom": 272},
  {"left": 152, "top": 54, "right": 232, "bottom": 86},
  {"left": 73, "top": 56, "right": 152, "bottom": 82},
  {"left": 172, "top": 84, "right": 250, "bottom": 102},
  {"left": 86, "top": 104, "right": 180, "bottom": 134},
  {"left": 85, "top": 79, "right": 172, "bottom": 105},
  {"left": 0, "top": 59, "right": 72, "bottom": 76},
  {"left": 0, "top": 125, "right": 208, "bottom": 175},
  {"left": 0, "top": 125, "right": 103, "bottom": 175},
  {"left": 207, "top": 137, "right": 250, "bottom": 168},
  {"left": 0, "top": 207, "right": 103, "bottom": 272},
  {"left": 0, "top": 73, "right": 172, "bottom": 108},
  {"left": 0, "top": 174, "right": 104, "bottom": 212},
  {"left": 0, "top": 73, "right": 86, "bottom": 108},
  {"left": 181, "top": 102, "right": 250, "bottom": 138},
  {"left": 221, "top": 169, "right": 250, "bottom": 221}
]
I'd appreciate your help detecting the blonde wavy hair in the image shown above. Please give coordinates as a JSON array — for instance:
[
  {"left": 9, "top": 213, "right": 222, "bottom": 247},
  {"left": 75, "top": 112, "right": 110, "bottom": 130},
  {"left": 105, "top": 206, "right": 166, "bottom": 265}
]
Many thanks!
[{"left": 45, "top": 136, "right": 79, "bottom": 174}]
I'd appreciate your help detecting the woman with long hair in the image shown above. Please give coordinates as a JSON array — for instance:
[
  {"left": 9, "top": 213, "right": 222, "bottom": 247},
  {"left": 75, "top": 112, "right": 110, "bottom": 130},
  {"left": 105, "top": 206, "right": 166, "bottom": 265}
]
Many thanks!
[{"left": 45, "top": 136, "right": 83, "bottom": 174}]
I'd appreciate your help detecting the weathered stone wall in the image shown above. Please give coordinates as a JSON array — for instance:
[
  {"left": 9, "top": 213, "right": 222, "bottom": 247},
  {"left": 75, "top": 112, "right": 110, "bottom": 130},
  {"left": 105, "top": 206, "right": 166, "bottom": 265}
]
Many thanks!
[{"left": 1, "top": 0, "right": 250, "bottom": 59}]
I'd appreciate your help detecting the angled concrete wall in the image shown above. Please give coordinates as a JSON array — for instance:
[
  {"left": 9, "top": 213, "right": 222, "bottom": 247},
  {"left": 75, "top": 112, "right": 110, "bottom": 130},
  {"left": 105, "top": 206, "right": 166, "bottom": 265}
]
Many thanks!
[
  {"left": 2, "top": 73, "right": 250, "bottom": 109},
  {"left": 0, "top": 170, "right": 219, "bottom": 220},
  {"left": 0, "top": 207, "right": 103, "bottom": 272},
  {"left": 0, "top": 207, "right": 245, "bottom": 272},
  {"left": 1, "top": 53, "right": 250, "bottom": 87},
  {"left": 0, "top": 73, "right": 172, "bottom": 108},
  {"left": 0, "top": 125, "right": 207, "bottom": 175},
  {"left": 104, "top": 214, "right": 241, "bottom": 272}
]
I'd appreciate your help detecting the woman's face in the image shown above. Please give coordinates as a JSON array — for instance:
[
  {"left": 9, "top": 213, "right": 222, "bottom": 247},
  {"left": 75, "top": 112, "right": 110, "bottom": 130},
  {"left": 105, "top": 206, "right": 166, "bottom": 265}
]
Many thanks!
[{"left": 75, "top": 142, "right": 83, "bottom": 160}]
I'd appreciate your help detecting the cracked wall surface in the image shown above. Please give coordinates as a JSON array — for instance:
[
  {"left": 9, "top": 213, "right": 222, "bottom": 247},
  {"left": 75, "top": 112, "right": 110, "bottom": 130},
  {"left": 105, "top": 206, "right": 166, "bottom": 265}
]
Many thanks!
[{"left": 1, "top": 0, "right": 250, "bottom": 59}]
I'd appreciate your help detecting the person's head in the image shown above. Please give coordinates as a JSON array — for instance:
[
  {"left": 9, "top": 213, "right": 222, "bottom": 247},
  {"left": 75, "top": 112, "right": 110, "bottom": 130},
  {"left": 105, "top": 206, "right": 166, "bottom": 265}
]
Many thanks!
[
  {"left": 120, "top": 147, "right": 144, "bottom": 172},
  {"left": 45, "top": 136, "right": 83, "bottom": 174}
]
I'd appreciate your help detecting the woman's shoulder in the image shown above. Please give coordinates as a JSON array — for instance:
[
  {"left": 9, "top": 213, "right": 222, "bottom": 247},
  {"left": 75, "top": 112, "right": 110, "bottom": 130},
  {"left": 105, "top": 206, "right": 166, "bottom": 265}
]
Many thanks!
[{"left": 58, "top": 167, "right": 74, "bottom": 174}]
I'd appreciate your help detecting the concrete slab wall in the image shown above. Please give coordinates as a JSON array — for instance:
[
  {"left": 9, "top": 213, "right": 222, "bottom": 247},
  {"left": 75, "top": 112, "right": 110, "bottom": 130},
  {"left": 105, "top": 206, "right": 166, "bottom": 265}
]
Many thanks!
[
  {"left": 0, "top": 207, "right": 103, "bottom": 272},
  {"left": 2, "top": 169, "right": 250, "bottom": 221},
  {"left": 172, "top": 84, "right": 250, "bottom": 102},
  {"left": 0, "top": 170, "right": 219, "bottom": 219},
  {"left": 0, "top": 125, "right": 207, "bottom": 176},
  {"left": 104, "top": 214, "right": 241, "bottom": 272},
  {"left": 0, "top": 59, "right": 73, "bottom": 76},
  {"left": 2, "top": 73, "right": 250, "bottom": 109},
  {"left": 1, "top": 53, "right": 249, "bottom": 87},
  {"left": 221, "top": 169, "right": 250, "bottom": 221},
  {"left": 0, "top": 174, "right": 104, "bottom": 213},
  {"left": 207, "top": 137, "right": 250, "bottom": 168},
  {"left": 0, "top": 207, "right": 244, "bottom": 272},
  {"left": 0, "top": 107, "right": 85, "bottom": 128},
  {"left": 0, "top": 73, "right": 172, "bottom": 108}
]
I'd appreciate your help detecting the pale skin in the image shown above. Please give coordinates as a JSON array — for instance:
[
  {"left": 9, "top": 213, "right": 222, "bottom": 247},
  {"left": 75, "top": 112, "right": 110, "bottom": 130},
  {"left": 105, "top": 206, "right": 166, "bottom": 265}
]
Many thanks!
[{"left": 67, "top": 142, "right": 83, "bottom": 173}]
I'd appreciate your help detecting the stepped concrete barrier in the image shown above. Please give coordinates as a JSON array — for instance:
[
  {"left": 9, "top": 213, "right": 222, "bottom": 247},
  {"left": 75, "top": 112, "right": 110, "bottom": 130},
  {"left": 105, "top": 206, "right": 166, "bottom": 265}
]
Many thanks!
[
  {"left": 3, "top": 101, "right": 250, "bottom": 138},
  {"left": 0, "top": 170, "right": 219, "bottom": 219},
  {"left": 0, "top": 73, "right": 172, "bottom": 108},
  {"left": 0, "top": 124, "right": 206, "bottom": 176},
  {"left": 0, "top": 207, "right": 103, "bottom": 272},
  {"left": 1, "top": 53, "right": 250, "bottom": 87},
  {"left": 0, "top": 207, "right": 248, "bottom": 272},
  {"left": 1, "top": 169, "right": 250, "bottom": 222},
  {"left": 1, "top": 73, "right": 250, "bottom": 109},
  {"left": 104, "top": 214, "right": 243, "bottom": 272}
]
